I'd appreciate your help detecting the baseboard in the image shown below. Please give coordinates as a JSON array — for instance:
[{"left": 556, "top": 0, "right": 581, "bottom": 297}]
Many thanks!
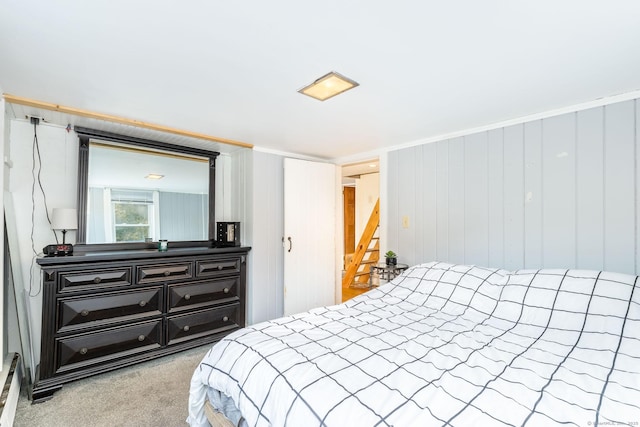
[{"left": 0, "top": 353, "right": 22, "bottom": 427}]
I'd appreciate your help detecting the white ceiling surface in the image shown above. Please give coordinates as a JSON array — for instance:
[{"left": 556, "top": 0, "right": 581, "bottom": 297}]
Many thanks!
[{"left": 2, "top": 1, "right": 640, "bottom": 161}]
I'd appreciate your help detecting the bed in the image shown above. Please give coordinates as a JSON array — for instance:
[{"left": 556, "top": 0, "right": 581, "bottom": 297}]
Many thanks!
[{"left": 187, "top": 261, "right": 640, "bottom": 426}]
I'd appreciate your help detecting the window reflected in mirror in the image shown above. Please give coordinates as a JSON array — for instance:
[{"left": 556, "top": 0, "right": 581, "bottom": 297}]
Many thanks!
[{"left": 87, "top": 141, "right": 209, "bottom": 244}]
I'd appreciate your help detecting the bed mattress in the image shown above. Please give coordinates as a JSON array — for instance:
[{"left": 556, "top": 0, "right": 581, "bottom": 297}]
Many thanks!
[{"left": 188, "top": 262, "right": 640, "bottom": 426}]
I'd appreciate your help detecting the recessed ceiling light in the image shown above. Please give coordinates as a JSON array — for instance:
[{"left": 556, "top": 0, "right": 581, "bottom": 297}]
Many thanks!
[
  {"left": 369, "top": 164, "right": 377, "bottom": 168},
  {"left": 145, "top": 173, "right": 164, "bottom": 180},
  {"left": 298, "top": 71, "right": 359, "bottom": 101}
]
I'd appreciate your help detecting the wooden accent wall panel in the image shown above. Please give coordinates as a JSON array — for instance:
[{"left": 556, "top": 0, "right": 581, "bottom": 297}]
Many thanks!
[
  {"left": 385, "top": 98, "right": 640, "bottom": 275},
  {"left": 343, "top": 186, "right": 355, "bottom": 254}
]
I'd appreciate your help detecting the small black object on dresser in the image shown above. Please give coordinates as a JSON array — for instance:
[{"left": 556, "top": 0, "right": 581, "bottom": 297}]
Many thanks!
[
  {"left": 216, "top": 222, "right": 241, "bottom": 247},
  {"left": 33, "top": 245, "right": 250, "bottom": 403}
]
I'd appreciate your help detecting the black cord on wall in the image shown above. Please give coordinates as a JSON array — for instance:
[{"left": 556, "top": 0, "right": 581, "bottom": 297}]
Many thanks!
[{"left": 28, "top": 117, "right": 56, "bottom": 297}]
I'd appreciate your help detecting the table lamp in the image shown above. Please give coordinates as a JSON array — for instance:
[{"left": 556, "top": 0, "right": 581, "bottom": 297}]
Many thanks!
[{"left": 45, "top": 208, "right": 77, "bottom": 256}]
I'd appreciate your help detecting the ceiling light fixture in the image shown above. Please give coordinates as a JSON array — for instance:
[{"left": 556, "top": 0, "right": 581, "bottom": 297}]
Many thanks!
[
  {"left": 145, "top": 173, "right": 164, "bottom": 180},
  {"left": 298, "top": 71, "right": 359, "bottom": 101}
]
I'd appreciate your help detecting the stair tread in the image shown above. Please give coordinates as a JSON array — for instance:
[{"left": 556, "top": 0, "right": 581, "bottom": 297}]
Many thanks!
[{"left": 354, "top": 271, "right": 370, "bottom": 277}]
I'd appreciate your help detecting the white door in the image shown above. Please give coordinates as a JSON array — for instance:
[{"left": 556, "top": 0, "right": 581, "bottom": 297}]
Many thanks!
[{"left": 283, "top": 158, "right": 336, "bottom": 316}]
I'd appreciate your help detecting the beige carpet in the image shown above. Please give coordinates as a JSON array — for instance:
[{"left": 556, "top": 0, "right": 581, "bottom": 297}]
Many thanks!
[{"left": 14, "top": 345, "right": 210, "bottom": 427}]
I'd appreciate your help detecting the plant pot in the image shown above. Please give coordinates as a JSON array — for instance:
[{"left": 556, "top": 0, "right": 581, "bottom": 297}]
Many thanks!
[{"left": 385, "top": 257, "right": 397, "bottom": 266}]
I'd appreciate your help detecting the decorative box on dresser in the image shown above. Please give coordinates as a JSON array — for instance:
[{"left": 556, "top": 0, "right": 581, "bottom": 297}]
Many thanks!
[{"left": 33, "top": 246, "right": 250, "bottom": 402}]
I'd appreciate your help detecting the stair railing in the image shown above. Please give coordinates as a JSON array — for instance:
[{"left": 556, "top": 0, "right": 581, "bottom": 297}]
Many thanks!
[{"left": 342, "top": 198, "right": 380, "bottom": 288}]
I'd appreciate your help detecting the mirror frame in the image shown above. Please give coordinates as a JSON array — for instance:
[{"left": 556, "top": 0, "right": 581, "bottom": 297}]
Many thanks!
[{"left": 75, "top": 126, "right": 219, "bottom": 250}]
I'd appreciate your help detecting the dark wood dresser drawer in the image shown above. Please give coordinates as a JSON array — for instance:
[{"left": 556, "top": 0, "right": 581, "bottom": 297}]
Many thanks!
[
  {"left": 137, "top": 262, "right": 192, "bottom": 284},
  {"left": 167, "top": 304, "right": 239, "bottom": 345},
  {"left": 35, "top": 247, "right": 249, "bottom": 402},
  {"left": 196, "top": 257, "right": 241, "bottom": 278},
  {"left": 168, "top": 277, "right": 240, "bottom": 313},
  {"left": 57, "top": 287, "right": 162, "bottom": 333},
  {"left": 59, "top": 268, "right": 132, "bottom": 293},
  {"left": 55, "top": 320, "right": 162, "bottom": 374}
]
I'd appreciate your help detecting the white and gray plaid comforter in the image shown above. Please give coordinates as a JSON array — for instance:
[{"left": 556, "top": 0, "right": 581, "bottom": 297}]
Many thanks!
[{"left": 187, "top": 262, "right": 640, "bottom": 426}]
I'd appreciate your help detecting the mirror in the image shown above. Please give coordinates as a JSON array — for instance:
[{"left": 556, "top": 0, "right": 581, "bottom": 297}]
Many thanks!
[{"left": 75, "top": 127, "right": 218, "bottom": 246}]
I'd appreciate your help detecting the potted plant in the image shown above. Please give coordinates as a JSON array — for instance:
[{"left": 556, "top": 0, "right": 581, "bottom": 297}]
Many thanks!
[{"left": 384, "top": 250, "right": 397, "bottom": 266}]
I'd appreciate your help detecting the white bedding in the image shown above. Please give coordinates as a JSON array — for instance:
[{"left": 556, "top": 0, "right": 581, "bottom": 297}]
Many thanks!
[{"left": 187, "top": 262, "right": 640, "bottom": 426}]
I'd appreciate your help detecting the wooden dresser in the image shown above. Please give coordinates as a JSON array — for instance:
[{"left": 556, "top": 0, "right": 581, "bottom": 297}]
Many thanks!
[{"left": 33, "top": 246, "right": 250, "bottom": 402}]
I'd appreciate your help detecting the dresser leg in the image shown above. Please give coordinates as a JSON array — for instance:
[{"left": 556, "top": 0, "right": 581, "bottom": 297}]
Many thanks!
[{"left": 31, "top": 384, "right": 63, "bottom": 404}]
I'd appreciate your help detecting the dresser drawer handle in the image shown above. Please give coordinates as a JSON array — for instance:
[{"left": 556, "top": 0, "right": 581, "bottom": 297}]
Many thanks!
[
  {"left": 80, "top": 347, "right": 88, "bottom": 355},
  {"left": 223, "top": 288, "right": 229, "bottom": 294},
  {"left": 138, "top": 335, "right": 145, "bottom": 342},
  {"left": 218, "top": 265, "right": 223, "bottom": 270},
  {"left": 164, "top": 271, "right": 171, "bottom": 277},
  {"left": 222, "top": 316, "right": 229, "bottom": 322},
  {"left": 183, "top": 325, "right": 190, "bottom": 332},
  {"left": 80, "top": 309, "right": 89, "bottom": 317},
  {"left": 139, "top": 300, "right": 147, "bottom": 307},
  {"left": 184, "top": 294, "right": 191, "bottom": 301},
  {"left": 93, "top": 277, "right": 102, "bottom": 284}
]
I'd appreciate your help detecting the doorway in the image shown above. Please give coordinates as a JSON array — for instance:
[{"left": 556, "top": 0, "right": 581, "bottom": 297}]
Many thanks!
[{"left": 341, "top": 159, "right": 379, "bottom": 301}]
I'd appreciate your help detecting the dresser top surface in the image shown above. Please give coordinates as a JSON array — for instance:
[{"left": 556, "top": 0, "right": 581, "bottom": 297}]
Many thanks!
[{"left": 37, "top": 246, "right": 251, "bottom": 267}]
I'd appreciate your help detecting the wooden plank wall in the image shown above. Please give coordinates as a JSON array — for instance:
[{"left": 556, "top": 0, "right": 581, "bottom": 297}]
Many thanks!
[
  {"left": 386, "top": 99, "right": 640, "bottom": 275},
  {"left": 248, "top": 150, "right": 284, "bottom": 324}
]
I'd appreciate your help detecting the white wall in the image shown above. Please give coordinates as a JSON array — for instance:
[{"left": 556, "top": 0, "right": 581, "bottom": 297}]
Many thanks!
[
  {"left": 0, "top": 93, "right": 5, "bottom": 367},
  {"left": 247, "top": 150, "right": 284, "bottom": 324},
  {"left": 215, "top": 153, "right": 234, "bottom": 222},
  {"left": 386, "top": 98, "right": 640, "bottom": 275},
  {"left": 1, "top": 103, "right": 28, "bottom": 427},
  {"left": 7, "top": 120, "right": 78, "bottom": 364}
]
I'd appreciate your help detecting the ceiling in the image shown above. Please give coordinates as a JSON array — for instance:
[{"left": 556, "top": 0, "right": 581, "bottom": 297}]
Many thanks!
[{"left": 1, "top": 1, "right": 640, "bottom": 161}]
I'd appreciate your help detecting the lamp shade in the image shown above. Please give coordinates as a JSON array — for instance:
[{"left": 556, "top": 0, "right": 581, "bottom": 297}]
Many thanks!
[{"left": 51, "top": 208, "right": 78, "bottom": 231}]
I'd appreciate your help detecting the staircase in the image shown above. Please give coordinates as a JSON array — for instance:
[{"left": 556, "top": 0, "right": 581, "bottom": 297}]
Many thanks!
[{"left": 342, "top": 199, "right": 380, "bottom": 289}]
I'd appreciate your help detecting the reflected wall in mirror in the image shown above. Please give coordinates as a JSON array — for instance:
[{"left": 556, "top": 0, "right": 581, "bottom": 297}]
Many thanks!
[{"left": 76, "top": 127, "right": 219, "bottom": 246}]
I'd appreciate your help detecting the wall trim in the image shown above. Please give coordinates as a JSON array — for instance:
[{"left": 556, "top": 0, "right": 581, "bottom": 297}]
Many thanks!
[
  {"left": 3, "top": 93, "right": 253, "bottom": 150},
  {"left": 0, "top": 353, "right": 22, "bottom": 427}
]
